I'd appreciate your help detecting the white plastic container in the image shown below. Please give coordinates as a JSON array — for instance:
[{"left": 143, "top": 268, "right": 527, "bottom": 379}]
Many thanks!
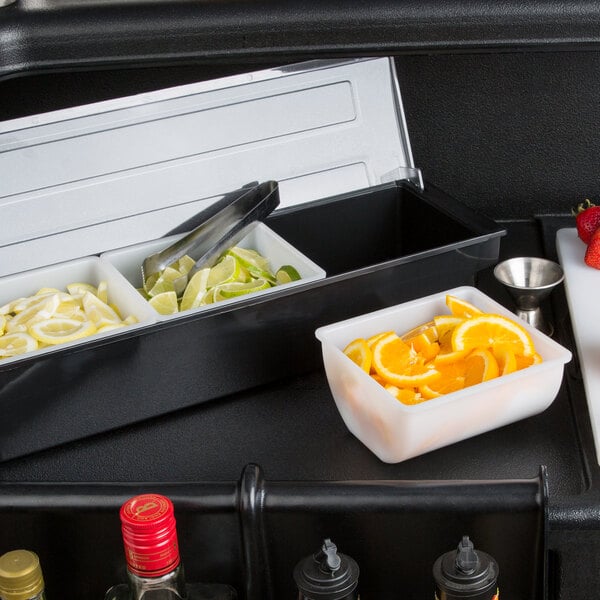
[
  {"left": 101, "top": 222, "right": 326, "bottom": 320},
  {"left": 315, "top": 286, "right": 572, "bottom": 463},
  {"left": 0, "top": 257, "right": 157, "bottom": 368}
]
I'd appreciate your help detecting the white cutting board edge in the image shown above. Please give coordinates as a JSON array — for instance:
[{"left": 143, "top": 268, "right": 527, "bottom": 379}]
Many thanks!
[{"left": 556, "top": 227, "right": 600, "bottom": 464}]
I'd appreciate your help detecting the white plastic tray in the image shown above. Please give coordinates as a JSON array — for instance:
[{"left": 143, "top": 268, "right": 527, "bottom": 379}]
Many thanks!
[
  {"left": 315, "top": 286, "right": 572, "bottom": 463},
  {"left": 101, "top": 222, "right": 326, "bottom": 320},
  {"left": 0, "top": 257, "right": 157, "bottom": 369}
]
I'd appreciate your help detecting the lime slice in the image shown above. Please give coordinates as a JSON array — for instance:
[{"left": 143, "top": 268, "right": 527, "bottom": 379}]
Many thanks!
[
  {"left": 207, "top": 255, "right": 241, "bottom": 288},
  {"left": 276, "top": 265, "right": 302, "bottom": 285},
  {"left": 227, "top": 247, "right": 270, "bottom": 271},
  {"left": 180, "top": 268, "right": 210, "bottom": 312},
  {"left": 199, "top": 287, "right": 219, "bottom": 305},
  {"left": 174, "top": 255, "right": 196, "bottom": 275},
  {"left": 82, "top": 292, "right": 122, "bottom": 328},
  {"left": 148, "top": 277, "right": 176, "bottom": 298},
  {"left": 148, "top": 291, "right": 179, "bottom": 315},
  {"left": 29, "top": 318, "right": 96, "bottom": 345},
  {"left": 143, "top": 272, "right": 160, "bottom": 294},
  {"left": 216, "top": 278, "right": 272, "bottom": 299},
  {"left": 0, "top": 332, "right": 38, "bottom": 357},
  {"left": 67, "top": 282, "right": 98, "bottom": 297}
]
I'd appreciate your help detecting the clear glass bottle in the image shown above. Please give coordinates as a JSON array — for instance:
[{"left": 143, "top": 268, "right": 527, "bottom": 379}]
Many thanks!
[
  {"left": 0, "top": 550, "right": 46, "bottom": 600},
  {"left": 104, "top": 493, "right": 236, "bottom": 600}
]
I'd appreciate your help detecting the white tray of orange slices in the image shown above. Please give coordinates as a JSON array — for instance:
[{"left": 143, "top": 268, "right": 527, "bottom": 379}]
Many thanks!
[{"left": 315, "top": 286, "right": 572, "bottom": 463}]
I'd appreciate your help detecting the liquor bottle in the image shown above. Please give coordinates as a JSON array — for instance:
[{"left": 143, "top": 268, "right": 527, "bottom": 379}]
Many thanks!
[
  {"left": 293, "top": 538, "right": 360, "bottom": 600},
  {"left": 433, "top": 536, "right": 499, "bottom": 600},
  {"left": 0, "top": 550, "right": 46, "bottom": 600},
  {"left": 104, "top": 493, "right": 237, "bottom": 600}
]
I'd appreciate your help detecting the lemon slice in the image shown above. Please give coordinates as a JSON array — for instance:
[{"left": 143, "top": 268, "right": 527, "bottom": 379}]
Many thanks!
[
  {"left": 216, "top": 278, "right": 272, "bottom": 299},
  {"left": 275, "top": 265, "right": 301, "bottom": 285},
  {"left": 0, "top": 315, "right": 5, "bottom": 335},
  {"left": 82, "top": 292, "right": 122, "bottom": 327},
  {"left": 96, "top": 280, "right": 109, "bottom": 304},
  {"left": 36, "top": 287, "right": 62, "bottom": 295},
  {"left": 148, "top": 291, "right": 179, "bottom": 315},
  {"left": 0, "top": 332, "right": 38, "bottom": 357},
  {"left": 29, "top": 318, "right": 96, "bottom": 345},
  {"left": 5, "top": 294, "right": 61, "bottom": 333},
  {"left": 207, "top": 255, "right": 241, "bottom": 288},
  {"left": 67, "top": 282, "right": 98, "bottom": 297},
  {"left": 180, "top": 268, "right": 210, "bottom": 312},
  {"left": 96, "top": 323, "right": 126, "bottom": 333}
]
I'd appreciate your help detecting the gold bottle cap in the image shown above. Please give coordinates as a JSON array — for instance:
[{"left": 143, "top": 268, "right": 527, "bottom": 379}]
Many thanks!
[{"left": 0, "top": 550, "right": 44, "bottom": 600}]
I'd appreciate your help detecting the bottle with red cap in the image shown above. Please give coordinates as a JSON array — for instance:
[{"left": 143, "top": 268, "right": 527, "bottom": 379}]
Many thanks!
[{"left": 104, "top": 493, "right": 237, "bottom": 600}]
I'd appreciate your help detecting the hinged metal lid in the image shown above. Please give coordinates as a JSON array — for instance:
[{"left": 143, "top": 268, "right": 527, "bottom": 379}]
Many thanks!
[{"left": 0, "top": 57, "right": 420, "bottom": 277}]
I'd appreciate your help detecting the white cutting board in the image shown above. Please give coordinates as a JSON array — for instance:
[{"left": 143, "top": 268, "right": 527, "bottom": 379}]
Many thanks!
[{"left": 556, "top": 228, "right": 600, "bottom": 464}]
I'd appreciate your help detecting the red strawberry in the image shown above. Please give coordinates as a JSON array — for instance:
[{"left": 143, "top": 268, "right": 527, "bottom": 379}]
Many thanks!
[
  {"left": 574, "top": 199, "right": 600, "bottom": 244},
  {"left": 584, "top": 227, "right": 600, "bottom": 269}
]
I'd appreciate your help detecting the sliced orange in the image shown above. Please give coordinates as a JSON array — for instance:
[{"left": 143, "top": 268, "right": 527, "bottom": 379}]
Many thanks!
[
  {"left": 343, "top": 338, "right": 372, "bottom": 373},
  {"left": 419, "top": 358, "right": 467, "bottom": 399},
  {"left": 433, "top": 315, "right": 465, "bottom": 343},
  {"left": 515, "top": 352, "right": 543, "bottom": 370},
  {"left": 367, "top": 331, "right": 394, "bottom": 350},
  {"left": 371, "top": 332, "right": 441, "bottom": 388},
  {"left": 384, "top": 384, "right": 426, "bottom": 405},
  {"left": 445, "top": 294, "right": 484, "bottom": 318},
  {"left": 493, "top": 347, "right": 517, "bottom": 376},
  {"left": 405, "top": 330, "right": 440, "bottom": 362},
  {"left": 464, "top": 348, "right": 500, "bottom": 387},
  {"left": 451, "top": 314, "right": 535, "bottom": 357}
]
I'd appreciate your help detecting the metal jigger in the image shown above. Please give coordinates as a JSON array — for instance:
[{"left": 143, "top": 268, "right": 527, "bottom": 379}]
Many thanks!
[{"left": 493, "top": 257, "right": 564, "bottom": 336}]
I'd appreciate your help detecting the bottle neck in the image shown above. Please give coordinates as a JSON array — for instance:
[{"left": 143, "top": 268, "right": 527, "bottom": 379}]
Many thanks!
[{"left": 127, "top": 564, "right": 187, "bottom": 600}]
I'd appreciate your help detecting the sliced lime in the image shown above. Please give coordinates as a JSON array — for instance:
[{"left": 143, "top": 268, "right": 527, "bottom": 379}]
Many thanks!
[
  {"left": 227, "top": 246, "right": 271, "bottom": 271},
  {"left": 180, "top": 268, "right": 210, "bottom": 312},
  {"left": 275, "top": 265, "right": 302, "bottom": 285},
  {"left": 148, "top": 277, "right": 176, "bottom": 298},
  {"left": 148, "top": 291, "right": 179, "bottom": 315},
  {"left": 206, "top": 255, "right": 241, "bottom": 288},
  {"left": 216, "top": 278, "right": 272, "bottom": 299}
]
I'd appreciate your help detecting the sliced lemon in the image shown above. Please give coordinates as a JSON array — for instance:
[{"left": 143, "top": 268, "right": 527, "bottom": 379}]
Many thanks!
[
  {"left": 5, "top": 294, "right": 61, "bottom": 333},
  {"left": 0, "top": 332, "right": 38, "bottom": 357},
  {"left": 82, "top": 292, "right": 122, "bottom": 327},
  {"left": 215, "top": 278, "right": 272, "bottom": 299},
  {"left": 122, "top": 315, "right": 139, "bottom": 326},
  {"left": 148, "top": 291, "right": 179, "bottom": 315},
  {"left": 207, "top": 255, "right": 241, "bottom": 288},
  {"left": 0, "top": 315, "right": 5, "bottom": 335},
  {"left": 180, "top": 268, "right": 210, "bottom": 312},
  {"left": 96, "top": 323, "right": 126, "bottom": 333},
  {"left": 67, "top": 282, "right": 98, "bottom": 297},
  {"left": 36, "top": 287, "right": 62, "bottom": 295},
  {"left": 275, "top": 265, "right": 301, "bottom": 285},
  {"left": 28, "top": 318, "right": 96, "bottom": 345},
  {"left": 96, "top": 280, "right": 109, "bottom": 304}
]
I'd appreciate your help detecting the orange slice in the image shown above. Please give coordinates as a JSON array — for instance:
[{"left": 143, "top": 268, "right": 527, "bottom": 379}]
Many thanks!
[
  {"left": 493, "top": 347, "right": 517, "bottom": 376},
  {"left": 384, "top": 384, "right": 426, "bottom": 405},
  {"left": 405, "top": 330, "right": 440, "bottom": 362},
  {"left": 445, "top": 295, "right": 484, "bottom": 318},
  {"left": 433, "top": 315, "right": 465, "bottom": 343},
  {"left": 464, "top": 348, "right": 500, "bottom": 387},
  {"left": 371, "top": 332, "right": 441, "bottom": 388},
  {"left": 419, "top": 358, "right": 467, "bottom": 399},
  {"left": 515, "top": 352, "right": 543, "bottom": 370},
  {"left": 343, "top": 338, "right": 372, "bottom": 373},
  {"left": 451, "top": 314, "right": 535, "bottom": 357}
]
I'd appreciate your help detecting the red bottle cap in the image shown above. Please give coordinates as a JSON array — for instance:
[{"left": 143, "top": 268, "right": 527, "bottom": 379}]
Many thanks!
[{"left": 120, "top": 493, "right": 180, "bottom": 577}]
